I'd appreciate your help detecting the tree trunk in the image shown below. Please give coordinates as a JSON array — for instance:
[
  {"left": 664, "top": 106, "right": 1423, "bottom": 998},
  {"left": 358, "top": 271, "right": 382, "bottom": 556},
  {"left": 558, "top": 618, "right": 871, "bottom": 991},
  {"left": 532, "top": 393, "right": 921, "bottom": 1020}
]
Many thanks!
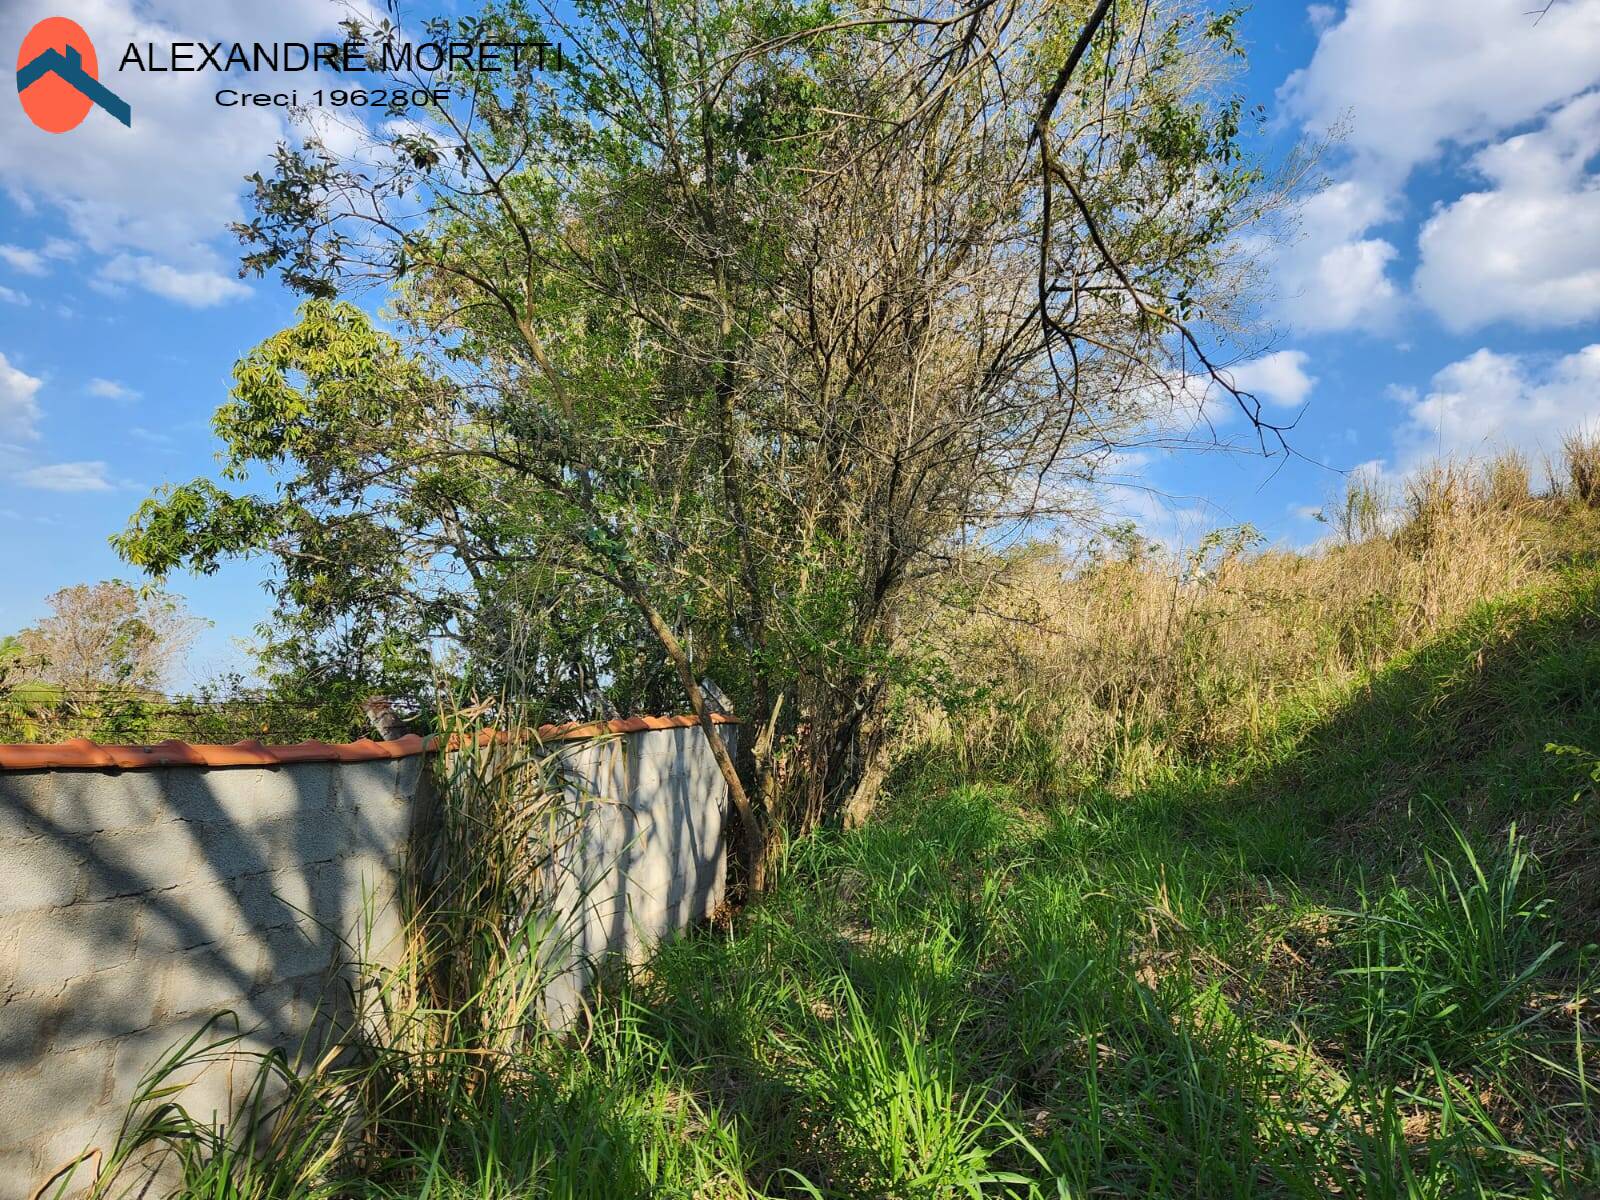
[
  {"left": 621, "top": 580, "right": 768, "bottom": 893},
  {"left": 840, "top": 690, "right": 894, "bottom": 829}
]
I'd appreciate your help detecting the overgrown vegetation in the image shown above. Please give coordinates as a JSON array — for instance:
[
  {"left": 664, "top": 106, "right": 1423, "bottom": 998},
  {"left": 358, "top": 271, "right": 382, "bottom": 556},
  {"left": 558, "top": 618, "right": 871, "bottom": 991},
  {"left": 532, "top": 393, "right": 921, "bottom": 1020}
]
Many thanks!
[
  {"left": 59, "top": 457, "right": 1600, "bottom": 1198},
  {"left": 0, "top": 677, "right": 371, "bottom": 746},
  {"left": 0, "top": 580, "right": 376, "bottom": 744},
  {"left": 112, "top": 0, "right": 1294, "bottom": 883},
  {"left": 917, "top": 455, "right": 1600, "bottom": 794},
  {"left": 25, "top": 0, "right": 1597, "bottom": 1190}
]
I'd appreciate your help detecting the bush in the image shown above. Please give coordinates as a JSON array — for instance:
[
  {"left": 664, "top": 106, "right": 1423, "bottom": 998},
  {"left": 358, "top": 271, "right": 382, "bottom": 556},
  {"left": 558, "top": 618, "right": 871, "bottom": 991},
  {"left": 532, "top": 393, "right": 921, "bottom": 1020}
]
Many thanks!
[{"left": 1563, "top": 426, "right": 1600, "bottom": 508}]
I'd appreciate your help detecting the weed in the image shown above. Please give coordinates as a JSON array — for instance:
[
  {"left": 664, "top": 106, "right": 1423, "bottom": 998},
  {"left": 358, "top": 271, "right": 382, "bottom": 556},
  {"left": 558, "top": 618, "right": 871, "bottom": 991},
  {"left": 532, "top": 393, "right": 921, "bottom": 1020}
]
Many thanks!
[{"left": 68, "top": 472, "right": 1600, "bottom": 1199}]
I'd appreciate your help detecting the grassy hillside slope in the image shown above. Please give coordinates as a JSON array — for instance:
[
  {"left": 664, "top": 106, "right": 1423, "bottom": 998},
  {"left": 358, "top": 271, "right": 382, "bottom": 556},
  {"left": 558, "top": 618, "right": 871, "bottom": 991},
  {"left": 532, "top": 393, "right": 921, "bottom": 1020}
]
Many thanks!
[
  {"left": 556, "top": 564, "right": 1600, "bottom": 1198},
  {"left": 83, "top": 487, "right": 1600, "bottom": 1199}
]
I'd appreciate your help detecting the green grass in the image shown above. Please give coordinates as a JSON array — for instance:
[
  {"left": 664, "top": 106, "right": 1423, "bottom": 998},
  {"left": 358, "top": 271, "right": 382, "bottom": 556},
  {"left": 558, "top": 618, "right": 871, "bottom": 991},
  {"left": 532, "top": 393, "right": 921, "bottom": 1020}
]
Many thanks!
[{"left": 87, "top": 570, "right": 1600, "bottom": 1198}]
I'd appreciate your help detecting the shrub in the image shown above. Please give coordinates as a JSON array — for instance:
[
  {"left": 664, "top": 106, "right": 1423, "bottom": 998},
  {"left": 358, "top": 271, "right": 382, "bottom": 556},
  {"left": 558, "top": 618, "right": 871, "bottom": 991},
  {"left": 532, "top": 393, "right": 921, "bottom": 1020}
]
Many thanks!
[{"left": 1563, "top": 426, "right": 1600, "bottom": 508}]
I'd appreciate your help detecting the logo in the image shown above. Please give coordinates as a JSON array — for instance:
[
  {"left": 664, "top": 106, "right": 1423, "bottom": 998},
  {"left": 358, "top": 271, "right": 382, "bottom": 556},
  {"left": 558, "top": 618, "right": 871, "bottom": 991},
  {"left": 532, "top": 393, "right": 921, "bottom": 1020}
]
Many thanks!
[{"left": 16, "top": 17, "right": 130, "bottom": 132}]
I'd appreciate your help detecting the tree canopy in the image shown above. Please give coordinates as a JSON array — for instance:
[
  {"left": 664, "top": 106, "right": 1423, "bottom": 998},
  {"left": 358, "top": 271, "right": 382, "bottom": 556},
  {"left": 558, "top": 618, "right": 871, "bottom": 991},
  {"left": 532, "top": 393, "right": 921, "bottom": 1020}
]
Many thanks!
[
  {"left": 115, "top": 0, "right": 1284, "bottom": 886},
  {"left": 12, "top": 580, "right": 205, "bottom": 696}
]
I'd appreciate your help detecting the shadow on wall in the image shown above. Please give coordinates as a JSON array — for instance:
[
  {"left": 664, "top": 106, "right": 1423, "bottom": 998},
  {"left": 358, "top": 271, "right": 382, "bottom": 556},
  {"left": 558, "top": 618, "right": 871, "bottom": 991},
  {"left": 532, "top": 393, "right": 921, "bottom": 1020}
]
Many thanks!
[
  {"left": 0, "top": 719, "right": 737, "bottom": 1195},
  {"left": 0, "top": 754, "right": 421, "bottom": 1194},
  {"left": 543, "top": 725, "right": 732, "bottom": 1023}
]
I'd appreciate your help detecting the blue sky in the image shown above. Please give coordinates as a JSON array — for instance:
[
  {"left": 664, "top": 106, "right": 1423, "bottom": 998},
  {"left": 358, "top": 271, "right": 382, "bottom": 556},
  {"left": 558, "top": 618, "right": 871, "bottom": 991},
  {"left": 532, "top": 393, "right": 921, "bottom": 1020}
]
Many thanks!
[{"left": 1, "top": 0, "right": 1598, "bottom": 687}]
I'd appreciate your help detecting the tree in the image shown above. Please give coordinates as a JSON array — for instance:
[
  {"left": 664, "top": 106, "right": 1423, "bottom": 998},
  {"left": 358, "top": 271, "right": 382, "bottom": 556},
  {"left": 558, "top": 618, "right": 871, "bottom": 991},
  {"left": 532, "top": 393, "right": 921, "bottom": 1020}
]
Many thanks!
[
  {"left": 115, "top": 0, "right": 1283, "bottom": 888},
  {"left": 14, "top": 580, "right": 206, "bottom": 695}
]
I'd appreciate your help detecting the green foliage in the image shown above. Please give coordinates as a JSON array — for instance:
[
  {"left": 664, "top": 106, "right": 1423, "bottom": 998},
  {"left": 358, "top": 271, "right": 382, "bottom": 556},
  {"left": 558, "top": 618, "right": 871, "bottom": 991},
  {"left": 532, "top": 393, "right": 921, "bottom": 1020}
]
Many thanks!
[
  {"left": 80, "top": 728, "right": 1598, "bottom": 1197},
  {"left": 1332, "top": 826, "right": 1561, "bottom": 1071},
  {"left": 173, "top": 671, "right": 373, "bottom": 744},
  {"left": 115, "top": 480, "right": 284, "bottom": 579},
  {"left": 114, "top": 0, "right": 1278, "bottom": 842},
  {"left": 0, "top": 675, "right": 369, "bottom": 746},
  {"left": 77, "top": 450, "right": 1600, "bottom": 1200}
]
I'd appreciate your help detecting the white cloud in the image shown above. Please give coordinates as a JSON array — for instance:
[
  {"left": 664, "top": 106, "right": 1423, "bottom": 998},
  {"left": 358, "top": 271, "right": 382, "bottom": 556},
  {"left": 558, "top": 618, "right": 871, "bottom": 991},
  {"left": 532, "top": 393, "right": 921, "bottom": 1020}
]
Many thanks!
[
  {"left": 98, "top": 254, "right": 249, "bottom": 308},
  {"left": 0, "top": 0, "right": 384, "bottom": 308},
  {"left": 1103, "top": 481, "right": 1214, "bottom": 550},
  {"left": 0, "top": 353, "right": 43, "bottom": 442},
  {"left": 0, "top": 238, "right": 76, "bottom": 278},
  {"left": 1415, "top": 92, "right": 1600, "bottom": 330},
  {"left": 1272, "top": 0, "right": 1600, "bottom": 334},
  {"left": 16, "top": 461, "right": 112, "bottom": 492},
  {"left": 1224, "top": 350, "right": 1317, "bottom": 407},
  {"left": 86, "top": 377, "right": 138, "bottom": 401},
  {"left": 1305, "top": 237, "right": 1400, "bottom": 332},
  {"left": 1142, "top": 354, "right": 1315, "bottom": 437},
  {"left": 1281, "top": 0, "right": 1600, "bottom": 176},
  {"left": 1392, "top": 343, "right": 1600, "bottom": 471},
  {"left": 1147, "top": 370, "right": 1238, "bottom": 432},
  {"left": 0, "top": 286, "right": 28, "bottom": 306},
  {"left": 1269, "top": 179, "right": 1402, "bottom": 334},
  {"left": 300, "top": 106, "right": 373, "bottom": 162},
  {"left": 0, "top": 245, "right": 46, "bottom": 275},
  {"left": 1307, "top": 5, "right": 1338, "bottom": 34}
]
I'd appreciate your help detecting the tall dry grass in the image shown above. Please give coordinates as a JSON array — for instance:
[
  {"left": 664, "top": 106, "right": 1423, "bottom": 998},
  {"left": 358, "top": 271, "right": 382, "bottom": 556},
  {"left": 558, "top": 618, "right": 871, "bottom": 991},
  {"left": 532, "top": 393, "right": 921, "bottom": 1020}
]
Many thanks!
[
  {"left": 1562, "top": 426, "right": 1600, "bottom": 508},
  {"left": 917, "top": 448, "right": 1593, "bottom": 789}
]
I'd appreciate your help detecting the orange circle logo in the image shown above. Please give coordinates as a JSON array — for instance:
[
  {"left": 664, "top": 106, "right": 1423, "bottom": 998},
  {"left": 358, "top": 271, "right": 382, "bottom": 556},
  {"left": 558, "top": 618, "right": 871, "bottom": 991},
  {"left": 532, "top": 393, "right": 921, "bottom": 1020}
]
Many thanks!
[{"left": 17, "top": 17, "right": 102, "bottom": 133}]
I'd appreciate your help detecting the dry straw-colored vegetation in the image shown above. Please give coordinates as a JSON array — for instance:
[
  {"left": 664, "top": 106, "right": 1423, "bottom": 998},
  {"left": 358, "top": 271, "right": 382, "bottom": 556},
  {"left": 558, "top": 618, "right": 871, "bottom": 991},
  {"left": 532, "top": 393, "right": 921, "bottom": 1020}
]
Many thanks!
[
  {"left": 917, "top": 443, "right": 1600, "bottom": 790},
  {"left": 1563, "top": 425, "right": 1600, "bottom": 509}
]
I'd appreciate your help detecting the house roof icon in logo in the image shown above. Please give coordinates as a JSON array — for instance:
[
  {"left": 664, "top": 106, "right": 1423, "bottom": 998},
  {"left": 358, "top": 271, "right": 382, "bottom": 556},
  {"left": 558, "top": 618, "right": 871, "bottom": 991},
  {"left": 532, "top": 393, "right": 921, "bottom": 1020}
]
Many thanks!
[{"left": 16, "top": 17, "right": 130, "bottom": 132}]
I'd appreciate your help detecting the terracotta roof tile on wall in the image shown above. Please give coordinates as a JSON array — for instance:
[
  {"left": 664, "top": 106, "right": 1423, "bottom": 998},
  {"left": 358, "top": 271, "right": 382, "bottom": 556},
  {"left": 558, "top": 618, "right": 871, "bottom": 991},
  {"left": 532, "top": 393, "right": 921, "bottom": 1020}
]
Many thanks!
[{"left": 0, "top": 713, "right": 736, "bottom": 772}]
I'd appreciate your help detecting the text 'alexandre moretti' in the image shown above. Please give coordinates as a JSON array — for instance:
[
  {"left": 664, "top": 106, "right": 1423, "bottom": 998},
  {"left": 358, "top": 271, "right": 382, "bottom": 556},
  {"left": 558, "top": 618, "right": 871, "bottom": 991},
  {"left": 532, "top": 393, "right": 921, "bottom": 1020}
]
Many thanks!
[{"left": 115, "top": 39, "right": 562, "bottom": 74}]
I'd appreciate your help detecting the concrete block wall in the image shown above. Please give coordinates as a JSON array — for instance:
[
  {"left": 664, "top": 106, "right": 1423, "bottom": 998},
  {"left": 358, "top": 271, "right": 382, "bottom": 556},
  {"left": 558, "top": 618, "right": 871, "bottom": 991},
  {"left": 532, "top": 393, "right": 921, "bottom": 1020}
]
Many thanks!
[
  {"left": 0, "top": 753, "right": 422, "bottom": 1196},
  {"left": 0, "top": 718, "right": 732, "bottom": 1198},
  {"left": 543, "top": 722, "right": 734, "bottom": 1021}
]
